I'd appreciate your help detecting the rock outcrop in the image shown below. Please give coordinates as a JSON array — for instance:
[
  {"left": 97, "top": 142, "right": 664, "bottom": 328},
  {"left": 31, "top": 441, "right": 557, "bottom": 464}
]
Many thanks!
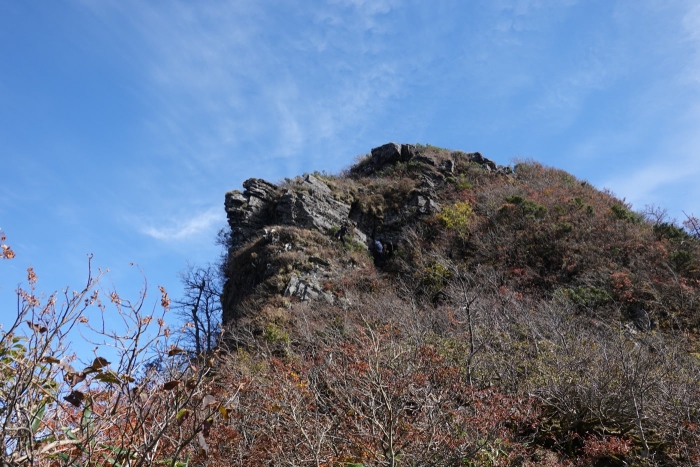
[
  {"left": 275, "top": 174, "right": 366, "bottom": 244},
  {"left": 224, "top": 143, "right": 507, "bottom": 252},
  {"left": 225, "top": 174, "right": 367, "bottom": 251},
  {"left": 222, "top": 142, "right": 508, "bottom": 326},
  {"left": 355, "top": 142, "right": 507, "bottom": 176},
  {"left": 224, "top": 178, "right": 279, "bottom": 250}
]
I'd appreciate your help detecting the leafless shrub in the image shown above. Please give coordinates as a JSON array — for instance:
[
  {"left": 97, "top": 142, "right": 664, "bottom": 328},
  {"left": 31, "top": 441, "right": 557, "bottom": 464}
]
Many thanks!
[{"left": 0, "top": 257, "right": 229, "bottom": 466}]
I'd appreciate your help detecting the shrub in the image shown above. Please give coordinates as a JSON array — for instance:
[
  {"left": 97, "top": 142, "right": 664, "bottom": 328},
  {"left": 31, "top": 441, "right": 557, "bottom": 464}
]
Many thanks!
[
  {"left": 263, "top": 322, "right": 290, "bottom": 346},
  {"left": 505, "top": 194, "right": 525, "bottom": 205},
  {"left": 564, "top": 286, "right": 613, "bottom": 309},
  {"left": 446, "top": 174, "right": 474, "bottom": 190},
  {"left": 556, "top": 222, "right": 574, "bottom": 234},
  {"left": 610, "top": 204, "right": 643, "bottom": 223},
  {"left": 654, "top": 222, "right": 693, "bottom": 242},
  {"left": 0, "top": 258, "right": 224, "bottom": 466},
  {"left": 505, "top": 195, "right": 548, "bottom": 219},
  {"left": 437, "top": 201, "right": 473, "bottom": 236},
  {"left": 420, "top": 262, "right": 452, "bottom": 297},
  {"left": 669, "top": 250, "right": 695, "bottom": 275}
]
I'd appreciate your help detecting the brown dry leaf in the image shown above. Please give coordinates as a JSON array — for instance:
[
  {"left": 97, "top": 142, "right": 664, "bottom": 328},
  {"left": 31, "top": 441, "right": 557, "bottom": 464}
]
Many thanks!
[
  {"left": 159, "top": 285, "right": 170, "bottom": 310},
  {"left": 202, "top": 417, "right": 213, "bottom": 437},
  {"left": 27, "top": 267, "right": 37, "bottom": 283},
  {"left": 26, "top": 321, "right": 48, "bottom": 333},
  {"left": 197, "top": 432, "right": 209, "bottom": 457},
  {"left": 91, "top": 357, "right": 110, "bottom": 370},
  {"left": 121, "top": 374, "right": 135, "bottom": 383},
  {"left": 64, "top": 390, "right": 85, "bottom": 407},
  {"left": 64, "top": 371, "right": 86, "bottom": 387},
  {"left": 201, "top": 394, "right": 218, "bottom": 409},
  {"left": 163, "top": 380, "right": 181, "bottom": 391},
  {"left": 1, "top": 244, "right": 15, "bottom": 259},
  {"left": 168, "top": 346, "right": 186, "bottom": 356},
  {"left": 84, "top": 357, "right": 110, "bottom": 374},
  {"left": 93, "top": 371, "right": 121, "bottom": 384}
]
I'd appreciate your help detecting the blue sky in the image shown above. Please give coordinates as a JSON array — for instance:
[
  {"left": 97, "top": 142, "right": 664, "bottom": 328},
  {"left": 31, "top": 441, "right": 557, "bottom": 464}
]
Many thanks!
[{"left": 2, "top": 0, "right": 700, "bottom": 330}]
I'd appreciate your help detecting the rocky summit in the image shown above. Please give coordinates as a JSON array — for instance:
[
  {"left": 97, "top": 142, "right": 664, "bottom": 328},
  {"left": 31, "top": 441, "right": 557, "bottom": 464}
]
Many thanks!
[
  {"left": 220, "top": 143, "right": 506, "bottom": 324},
  {"left": 212, "top": 142, "right": 700, "bottom": 466}
]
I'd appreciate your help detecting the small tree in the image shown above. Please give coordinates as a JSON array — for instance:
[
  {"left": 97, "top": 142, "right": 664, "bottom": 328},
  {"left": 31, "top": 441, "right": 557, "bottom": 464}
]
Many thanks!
[
  {"left": 174, "top": 264, "right": 222, "bottom": 355},
  {"left": 683, "top": 212, "right": 700, "bottom": 238}
]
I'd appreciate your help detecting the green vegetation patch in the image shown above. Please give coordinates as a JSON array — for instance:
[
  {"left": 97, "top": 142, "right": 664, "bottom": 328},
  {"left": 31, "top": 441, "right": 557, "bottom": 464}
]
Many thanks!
[
  {"left": 669, "top": 250, "right": 696, "bottom": 276},
  {"left": 563, "top": 286, "right": 613, "bottom": 309},
  {"left": 504, "top": 195, "right": 547, "bottom": 219},
  {"left": 437, "top": 201, "right": 473, "bottom": 235},
  {"left": 420, "top": 262, "right": 452, "bottom": 297},
  {"left": 610, "top": 204, "right": 643, "bottom": 224},
  {"left": 653, "top": 222, "right": 693, "bottom": 243},
  {"left": 263, "top": 322, "right": 290, "bottom": 346}
]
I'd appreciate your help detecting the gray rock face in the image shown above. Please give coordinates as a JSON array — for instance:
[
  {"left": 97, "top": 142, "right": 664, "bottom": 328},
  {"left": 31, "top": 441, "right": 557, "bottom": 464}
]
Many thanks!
[
  {"left": 276, "top": 175, "right": 356, "bottom": 237},
  {"left": 467, "top": 152, "right": 497, "bottom": 171},
  {"left": 284, "top": 274, "right": 334, "bottom": 303},
  {"left": 225, "top": 144, "right": 510, "bottom": 252},
  {"left": 452, "top": 151, "right": 512, "bottom": 174},
  {"left": 440, "top": 159, "right": 455, "bottom": 174},
  {"left": 244, "top": 178, "right": 278, "bottom": 200},
  {"left": 359, "top": 143, "right": 508, "bottom": 176},
  {"left": 224, "top": 178, "right": 279, "bottom": 250},
  {"left": 409, "top": 192, "right": 441, "bottom": 214},
  {"left": 225, "top": 174, "right": 367, "bottom": 252},
  {"left": 371, "top": 142, "right": 404, "bottom": 166},
  {"left": 224, "top": 143, "right": 506, "bottom": 256},
  {"left": 370, "top": 142, "right": 418, "bottom": 163}
]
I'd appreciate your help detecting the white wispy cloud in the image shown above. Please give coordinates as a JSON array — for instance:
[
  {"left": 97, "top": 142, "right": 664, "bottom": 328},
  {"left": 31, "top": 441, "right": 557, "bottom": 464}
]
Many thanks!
[
  {"left": 140, "top": 208, "right": 222, "bottom": 242},
  {"left": 599, "top": 116, "right": 700, "bottom": 215},
  {"left": 74, "top": 0, "right": 700, "bottom": 225},
  {"left": 78, "top": 0, "right": 412, "bottom": 168},
  {"left": 681, "top": 2, "right": 700, "bottom": 84}
]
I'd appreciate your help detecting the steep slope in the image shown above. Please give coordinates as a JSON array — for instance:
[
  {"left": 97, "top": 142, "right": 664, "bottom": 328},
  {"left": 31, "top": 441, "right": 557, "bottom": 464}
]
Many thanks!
[{"left": 206, "top": 143, "right": 700, "bottom": 466}]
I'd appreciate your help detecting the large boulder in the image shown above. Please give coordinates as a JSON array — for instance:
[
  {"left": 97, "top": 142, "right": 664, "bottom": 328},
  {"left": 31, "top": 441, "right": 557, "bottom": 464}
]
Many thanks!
[
  {"left": 367, "top": 142, "right": 417, "bottom": 169},
  {"left": 371, "top": 142, "right": 402, "bottom": 166}
]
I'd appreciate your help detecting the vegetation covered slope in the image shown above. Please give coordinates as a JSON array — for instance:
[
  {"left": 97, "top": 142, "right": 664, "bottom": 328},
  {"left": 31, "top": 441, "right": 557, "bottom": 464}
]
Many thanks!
[{"left": 205, "top": 143, "right": 700, "bottom": 466}]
